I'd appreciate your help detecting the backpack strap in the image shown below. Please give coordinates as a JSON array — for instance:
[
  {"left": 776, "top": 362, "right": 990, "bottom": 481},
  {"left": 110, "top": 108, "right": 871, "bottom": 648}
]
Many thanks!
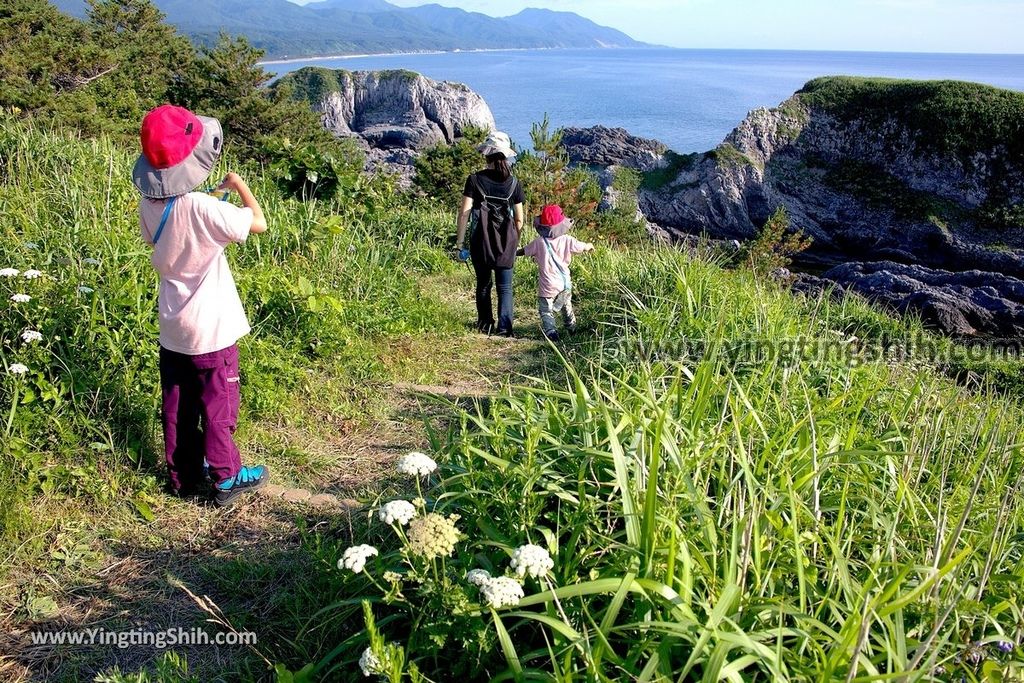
[
  {"left": 542, "top": 237, "right": 571, "bottom": 291},
  {"left": 152, "top": 196, "right": 177, "bottom": 246}
]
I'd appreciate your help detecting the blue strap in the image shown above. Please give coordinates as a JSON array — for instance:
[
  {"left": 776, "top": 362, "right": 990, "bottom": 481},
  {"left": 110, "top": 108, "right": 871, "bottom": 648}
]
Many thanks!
[
  {"left": 542, "top": 237, "right": 571, "bottom": 291},
  {"left": 152, "top": 196, "right": 177, "bottom": 245}
]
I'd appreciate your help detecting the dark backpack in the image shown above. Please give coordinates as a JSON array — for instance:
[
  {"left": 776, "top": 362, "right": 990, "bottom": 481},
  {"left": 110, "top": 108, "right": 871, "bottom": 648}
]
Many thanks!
[{"left": 469, "top": 174, "right": 520, "bottom": 269}]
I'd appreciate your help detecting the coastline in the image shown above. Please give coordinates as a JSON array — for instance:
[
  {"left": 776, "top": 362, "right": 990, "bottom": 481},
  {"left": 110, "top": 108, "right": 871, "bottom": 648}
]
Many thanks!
[{"left": 259, "top": 46, "right": 570, "bottom": 66}]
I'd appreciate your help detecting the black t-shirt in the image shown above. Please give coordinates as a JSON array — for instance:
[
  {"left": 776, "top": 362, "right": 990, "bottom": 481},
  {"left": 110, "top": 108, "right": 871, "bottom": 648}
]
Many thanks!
[
  {"left": 463, "top": 170, "right": 524, "bottom": 268},
  {"left": 462, "top": 170, "right": 525, "bottom": 207}
]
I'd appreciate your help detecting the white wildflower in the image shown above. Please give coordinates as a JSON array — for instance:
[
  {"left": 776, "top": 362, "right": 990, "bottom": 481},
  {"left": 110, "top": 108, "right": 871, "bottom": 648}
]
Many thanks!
[
  {"left": 479, "top": 576, "right": 524, "bottom": 609},
  {"left": 466, "top": 569, "right": 492, "bottom": 587},
  {"left": 358, "top": 647, "right": 382, "bottom": 677},
  {"left": 338, "top": 545, "right": 378, "bottom": 574},
  {"left": 10, "top": 294, "right": 31, "bottom": 303},
  {"left": 396, "top": 451, "right": 437, "bottom": 477},
  {"left": 24, "top": 242, "right": 38, "bottom": 250},
  {"left": 377, "top": 500, "right": 417, "bottom": 526},
  {"left": 22, "top": 269, "right": 42, "bottom": 279},
  {"left": 20, "top": 330, "right": 43, "bottom": 344},
  {"left": 8, "top": 364, "right": 29, "bottom": 376},
  {"left": 83, "top": 257, "right": 101, "bottom": 266},
  {"left": 382, "top": 571, "right": 402, "bottom": 583},
  {"left": 78, "top": 286, "right": 95, "bottom": 294},
  {"left": 510, "top": 544, "right": 554, "bottom": 579},
  {"left": 0, "top": 268, "right": 19, "bottom": 277}
]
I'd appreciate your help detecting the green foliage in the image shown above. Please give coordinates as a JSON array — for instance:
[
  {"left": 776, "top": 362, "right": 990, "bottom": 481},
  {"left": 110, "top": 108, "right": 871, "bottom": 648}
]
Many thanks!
[
  {"left": 740, "top": 206, "right": 813, "bottom": 278},
  {"left": 798, "top": 76, "right": 1024, "bottom": 161},
  {"left": 316, "top": 245, "right": 1024, "bottom": 680},
  {"left": 640, "top": 149, "right": 700, "bottom": 190},
  {"left": 707, "top": 141, "right": 758, "bottom": 169},
  {"left": 95, "top": 651, "right": 199, "bottom": 683},
  {"left": 260, "top": 136, "right": 367, "bottom": 201},
  {"left": 0, "top": 0, "right": 191, "bottom": 137},
  {"left": 169, "top": 34, "right": 336, "bottom": 163},
  {"left": 513, "top": 114, "right": 601, "bottom": 224},
  {"left": 412, "top": 125, "right": 489, "bottom": 209}
]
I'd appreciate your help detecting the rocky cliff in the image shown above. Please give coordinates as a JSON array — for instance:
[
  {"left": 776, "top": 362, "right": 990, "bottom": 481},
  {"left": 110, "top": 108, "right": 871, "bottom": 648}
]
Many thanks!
[
  {"left": 630, "top": 77, "right": 1024, "bottom": 337},
  {"left": 640, "top": 78, "right": 1024, "bottom": 271},
  {"left": 275, "top": 67, "right": 495, "bottom": 177}
]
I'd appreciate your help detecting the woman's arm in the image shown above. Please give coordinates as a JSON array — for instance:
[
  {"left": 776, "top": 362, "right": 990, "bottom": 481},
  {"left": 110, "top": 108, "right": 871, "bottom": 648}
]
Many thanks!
[
  {"left": 456, "top": 195, "right": 474, "bottom": 248},
  {"left": 513, "top": 203, "right": 525, "bottom": 232}
]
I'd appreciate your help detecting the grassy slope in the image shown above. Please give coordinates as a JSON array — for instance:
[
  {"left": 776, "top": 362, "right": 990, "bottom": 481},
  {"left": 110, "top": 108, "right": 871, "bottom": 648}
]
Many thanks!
[{"left": 0, "top": 121, "right": 1023, "bottom": 679}]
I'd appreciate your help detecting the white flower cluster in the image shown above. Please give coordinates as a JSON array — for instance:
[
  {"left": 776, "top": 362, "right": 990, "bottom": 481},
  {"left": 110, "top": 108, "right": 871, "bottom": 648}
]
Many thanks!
[
  {"left": 0, "top": 268, "right": 19, "bottom": 277},
  {"left": 22, "top": 269, "right": 42, "bottom": 279},
  {"left": 510, "top": 544, "right": 554, "bottom": 579},
  {"left": 20, "top": 330, "right": 43, "bottom": 344},
  {"left": 78, "top": 285, "right": 95, "bottom": 295},
  {"left": 83, "top": 257, "right": 102, "bottom": 266},
  {"left": 10, "top": 294, "right": 30, "bottom": 303},
  {"left": 377, "top": 500, "right": 417, "bottom": 526},
  {"left": 338, "top": 544, "right": 379, "bottom": 574},
  {"left": 465, "top": 569, "right": 491, "bottom": 587},
  {"left": 479, "top": 576, "right": 524, "bottom": 609},
  {"left": 24, "top": 242, "right": 38, "bottom": 250},
  {"left": 8, "top": 364, "right": 29, "bottom": 376},
  {"left": 358, "top": 647, "right": 382, "bottom": 677},
  {"left": 396, "top": 451, "right": 437, "bottom": 477}
]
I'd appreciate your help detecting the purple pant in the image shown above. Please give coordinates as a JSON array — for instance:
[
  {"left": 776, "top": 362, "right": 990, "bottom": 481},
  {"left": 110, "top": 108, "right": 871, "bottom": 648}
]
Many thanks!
[{"left": 159, "top": 344, "right": 242, "bottom": 490}]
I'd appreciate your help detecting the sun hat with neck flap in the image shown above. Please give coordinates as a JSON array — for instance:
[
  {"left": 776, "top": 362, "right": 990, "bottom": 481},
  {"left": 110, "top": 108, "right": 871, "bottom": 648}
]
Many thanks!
[
  {"left": 533, "top": 203, "right": 573, "bottom": 239},
  {"left": 132, "top": 104, "right": 224, "bottom": 199}
]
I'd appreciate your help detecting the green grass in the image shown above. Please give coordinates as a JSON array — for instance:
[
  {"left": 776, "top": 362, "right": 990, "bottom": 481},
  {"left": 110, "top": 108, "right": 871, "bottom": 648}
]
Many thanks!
[
  {"left": 312, "top": 249, "right": 1024, "bottom": 681},
  {"left": 3, "top": 118, "right": 1024, "bottom": 682}
]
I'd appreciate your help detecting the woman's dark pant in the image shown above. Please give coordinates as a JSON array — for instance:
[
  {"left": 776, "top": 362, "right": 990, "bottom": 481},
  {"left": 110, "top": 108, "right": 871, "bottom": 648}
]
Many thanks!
[
  {"left": 159, "top": 345, "right": 242, "bottom": 490},
  {"left": 473, "top": 262, "right": 514, "bottom": 334}
]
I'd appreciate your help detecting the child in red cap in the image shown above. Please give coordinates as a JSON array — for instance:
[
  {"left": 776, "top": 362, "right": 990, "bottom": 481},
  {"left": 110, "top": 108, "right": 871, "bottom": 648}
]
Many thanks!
[
  {"left": 519, "top": 205, "right": 594, "bottom": 341},
  {"left": 132, "top": 104, "right": 270, "bottom": 507}
]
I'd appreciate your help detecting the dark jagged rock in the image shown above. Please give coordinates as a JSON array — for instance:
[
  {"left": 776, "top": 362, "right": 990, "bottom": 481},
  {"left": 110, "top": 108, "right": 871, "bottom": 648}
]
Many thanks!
[
  {"left": 561, "top": 126, "right": 667, "bottom": 172},
  {"left": 822, "top": 261, "right": 1024, "bottom": 337}
]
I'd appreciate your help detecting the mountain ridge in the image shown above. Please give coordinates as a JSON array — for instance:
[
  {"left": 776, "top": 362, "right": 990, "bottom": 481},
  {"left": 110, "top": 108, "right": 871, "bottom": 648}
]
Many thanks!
[{"left": 49, "top": 0, "right": 648, "bottom": 59}]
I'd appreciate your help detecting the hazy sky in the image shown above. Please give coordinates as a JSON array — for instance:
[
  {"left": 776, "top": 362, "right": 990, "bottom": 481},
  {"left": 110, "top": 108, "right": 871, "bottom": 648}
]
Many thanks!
[{"left": 331, "top": 0, "right": 1024, "bottom": 54}]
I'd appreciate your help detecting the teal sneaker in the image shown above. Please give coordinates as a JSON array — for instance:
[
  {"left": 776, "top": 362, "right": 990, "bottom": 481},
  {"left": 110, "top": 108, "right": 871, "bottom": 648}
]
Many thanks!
[{"left": 213, "top": 465, "right": 269, "bottom": 507}]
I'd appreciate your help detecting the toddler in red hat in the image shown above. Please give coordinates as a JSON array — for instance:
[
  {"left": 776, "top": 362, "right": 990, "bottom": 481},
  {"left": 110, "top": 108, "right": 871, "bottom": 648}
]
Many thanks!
[
  {"left": 519, "top": 205, "right": 594, "bottom": 341},
  {"left": 132, "top": 104, "right": 271, "bottom": 507}
]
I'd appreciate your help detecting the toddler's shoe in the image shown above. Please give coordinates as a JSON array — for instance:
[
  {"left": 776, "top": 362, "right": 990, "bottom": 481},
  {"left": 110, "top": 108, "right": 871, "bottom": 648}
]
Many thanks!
[
  {"left": 213, "top": 465, "right": 270, "bottom": 507},
  {"left": 544, "top": 330, "right": 560, "bottom": 342}
]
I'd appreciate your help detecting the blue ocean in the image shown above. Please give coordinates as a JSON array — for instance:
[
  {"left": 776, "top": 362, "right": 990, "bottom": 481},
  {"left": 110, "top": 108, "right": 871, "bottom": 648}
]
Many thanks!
[{"left": 264, "top": 48, "right": 1024, "bottom": 153}]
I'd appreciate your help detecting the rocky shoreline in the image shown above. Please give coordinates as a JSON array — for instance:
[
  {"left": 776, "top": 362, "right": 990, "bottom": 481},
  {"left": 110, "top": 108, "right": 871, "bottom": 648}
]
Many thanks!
[{"left": 280, "top": 69, "right": 1024, "bottom": 339}]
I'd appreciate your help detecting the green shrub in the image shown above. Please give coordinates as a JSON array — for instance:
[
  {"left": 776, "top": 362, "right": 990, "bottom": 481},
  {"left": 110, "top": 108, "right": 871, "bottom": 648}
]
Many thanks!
[
  {"left": 412, "top": 125, "right": 489, "bottom": 209},
  {"left": 740, "top": 206, "right": 812, "bottom": 278}
]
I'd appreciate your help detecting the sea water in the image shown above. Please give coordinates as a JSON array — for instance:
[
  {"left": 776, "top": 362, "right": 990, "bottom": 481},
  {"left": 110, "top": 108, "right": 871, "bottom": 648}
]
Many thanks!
[{"left": 264, "top": 48, "right": 1024, "bottom": 154}]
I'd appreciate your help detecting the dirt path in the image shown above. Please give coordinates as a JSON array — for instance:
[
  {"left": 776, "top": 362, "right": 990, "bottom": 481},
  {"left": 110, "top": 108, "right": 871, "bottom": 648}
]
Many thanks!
[{"left": 0, "top": 272, "right": 548, "bottom": 682}]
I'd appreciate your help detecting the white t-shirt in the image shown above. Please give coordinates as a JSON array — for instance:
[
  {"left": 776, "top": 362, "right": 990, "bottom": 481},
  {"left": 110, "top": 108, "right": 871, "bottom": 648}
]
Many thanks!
[{"left": 139, "top": 192, "right": 254, "bottom": 355}]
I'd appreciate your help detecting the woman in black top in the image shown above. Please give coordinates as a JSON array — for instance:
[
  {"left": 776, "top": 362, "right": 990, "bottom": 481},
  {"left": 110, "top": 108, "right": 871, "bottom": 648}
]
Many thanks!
[{"left": 455, "top": 132, "right": 525, "bottom": 336}]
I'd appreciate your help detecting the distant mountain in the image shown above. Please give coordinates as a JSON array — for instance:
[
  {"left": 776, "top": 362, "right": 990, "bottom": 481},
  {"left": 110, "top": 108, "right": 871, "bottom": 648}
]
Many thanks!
[
  {"left": 505, "top": 8, "right": 645, "bottom": 48},
  {"left": 48, "top": 0, "right": 648, "bottom": 59}
]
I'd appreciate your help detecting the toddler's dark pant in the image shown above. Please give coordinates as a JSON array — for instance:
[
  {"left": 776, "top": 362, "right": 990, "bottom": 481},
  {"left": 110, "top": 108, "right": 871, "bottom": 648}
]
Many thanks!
[{"left": 160, "top": 344, "right": 242, "bottom": 490}]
